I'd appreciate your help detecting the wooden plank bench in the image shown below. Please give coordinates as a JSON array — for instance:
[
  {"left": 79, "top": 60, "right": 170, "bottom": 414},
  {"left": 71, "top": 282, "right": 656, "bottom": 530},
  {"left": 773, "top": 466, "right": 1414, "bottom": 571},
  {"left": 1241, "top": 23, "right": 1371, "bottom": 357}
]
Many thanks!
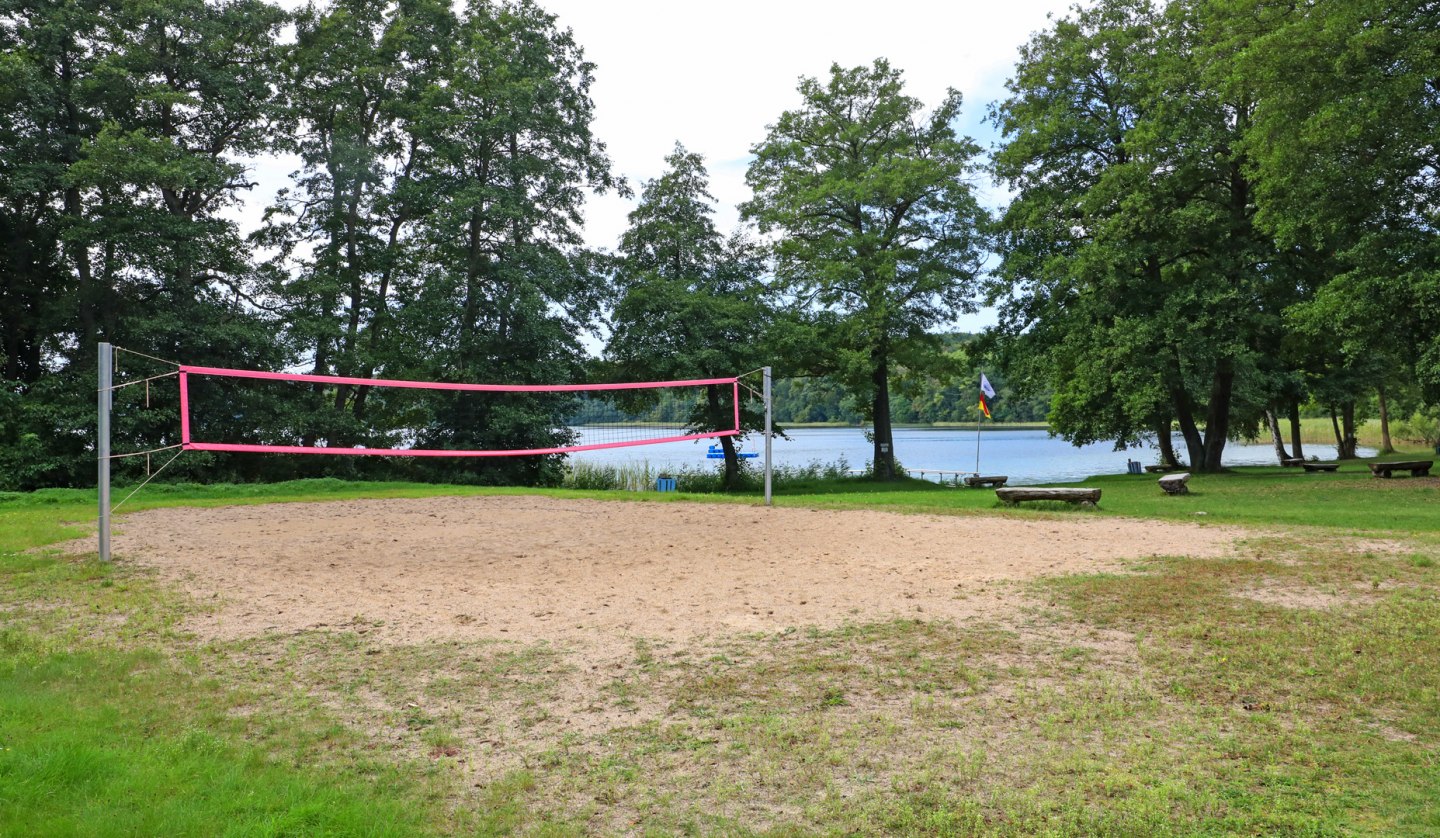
[
  {"left": 1302, "top": 462, "right": 1339, "bottom": 473},
  {"left": 964, "top": 475, "right": 1009, "bottom": 488},
  {"left": 1281, "top": 457, "right": 1305, "bottom": 467},
  {"left": 1144, "top": 464, "right": 1183, "bottom": 473},
  {"left": 1368, "top": 460, "right": 1433, "bottom": 478},
  {"left": 1158, "top": 472, "right": 1190, "bottom": 495},
  {"left": 995, "top": 487, "right": 1101, "bottom": 508}
]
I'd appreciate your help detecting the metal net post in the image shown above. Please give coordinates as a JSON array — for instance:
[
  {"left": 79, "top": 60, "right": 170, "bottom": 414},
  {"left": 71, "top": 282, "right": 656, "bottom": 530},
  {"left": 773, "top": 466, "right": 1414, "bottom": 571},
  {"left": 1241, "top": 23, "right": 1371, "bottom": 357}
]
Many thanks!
[
  {"left": 763, "top": 366, "right": 772, "bottom": 506},
  {"left": 98, "top": 342, "right": 112, "bottom": 562}
]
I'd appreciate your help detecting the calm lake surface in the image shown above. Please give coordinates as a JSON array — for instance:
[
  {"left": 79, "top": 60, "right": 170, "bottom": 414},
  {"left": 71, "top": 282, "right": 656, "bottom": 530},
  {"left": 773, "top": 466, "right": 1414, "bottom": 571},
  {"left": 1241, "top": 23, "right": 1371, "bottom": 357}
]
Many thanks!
[{"left": 570, "top": 426, "right": 1374, "bottom": 486}]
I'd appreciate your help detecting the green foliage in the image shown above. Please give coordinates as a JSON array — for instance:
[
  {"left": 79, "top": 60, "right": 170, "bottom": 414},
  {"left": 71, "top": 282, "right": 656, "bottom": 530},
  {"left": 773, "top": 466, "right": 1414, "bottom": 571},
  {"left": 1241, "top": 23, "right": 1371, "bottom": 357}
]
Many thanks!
[
  {"left": 1, "top": 0, "right": 621, "bottom": 490},
  {"left": 986, "top": 0, "right": 1440, "bottom": 470},
  {"left": 1394, "top": 408, "right": 1440, "bottom": 448},
  {"left": 1241, "top": 0, "right": 1440, "bottom": 400},
  {"left": 770, "top": 336, "right": 1050, "bottom": 425},
  {"left": 743, "top": 59, "right": 989, "bottom": 479},
  {"left": 990, "top": 0, "right": 1299, "bottom": 472},
  {"left": 0, "top": 0, "right": 293, "bottom": 489},
  {"left": 605, "top": 143, "right": 775, "bottom": 489}
]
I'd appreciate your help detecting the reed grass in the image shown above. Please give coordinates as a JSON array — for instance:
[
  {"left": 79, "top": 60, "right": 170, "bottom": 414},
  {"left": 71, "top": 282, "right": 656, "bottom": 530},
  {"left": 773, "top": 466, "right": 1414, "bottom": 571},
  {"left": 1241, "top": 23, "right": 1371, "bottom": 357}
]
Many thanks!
[{"left": 560, "top": 457, "right": 857, "bottom": 493}]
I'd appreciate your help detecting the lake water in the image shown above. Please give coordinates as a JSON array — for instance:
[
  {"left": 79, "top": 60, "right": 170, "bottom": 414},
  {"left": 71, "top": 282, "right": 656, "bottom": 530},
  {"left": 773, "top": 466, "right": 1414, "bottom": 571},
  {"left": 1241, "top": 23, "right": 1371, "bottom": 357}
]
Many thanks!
[{"left": 570, "top": 426, "right": 1374, "bottom": 486}]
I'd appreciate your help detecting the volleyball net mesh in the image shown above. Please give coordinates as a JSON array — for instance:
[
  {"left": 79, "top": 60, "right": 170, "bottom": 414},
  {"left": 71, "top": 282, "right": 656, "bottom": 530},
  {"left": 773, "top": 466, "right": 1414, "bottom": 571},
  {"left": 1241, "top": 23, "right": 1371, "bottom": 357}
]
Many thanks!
[{"left": 177, "top": 365, "right": 741, "bottom": 457}]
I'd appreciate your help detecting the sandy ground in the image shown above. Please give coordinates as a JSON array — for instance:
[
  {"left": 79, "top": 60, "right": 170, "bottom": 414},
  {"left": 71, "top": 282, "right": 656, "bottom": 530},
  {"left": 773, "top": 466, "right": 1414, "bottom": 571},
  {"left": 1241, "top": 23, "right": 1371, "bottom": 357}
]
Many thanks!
[{"left": 90, "top": 496, "right": 1244, "bottom": 651}]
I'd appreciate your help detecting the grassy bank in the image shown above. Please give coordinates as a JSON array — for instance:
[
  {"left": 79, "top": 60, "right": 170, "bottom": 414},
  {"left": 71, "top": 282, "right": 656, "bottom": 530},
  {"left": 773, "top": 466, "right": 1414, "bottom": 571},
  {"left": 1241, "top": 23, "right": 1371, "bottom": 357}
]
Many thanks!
[
  {"left": 4, "top": 461, "right": 1438, "bottom": 834},
  {"left": 1276, "top": 417, "right": 1436, "bottom": 451}
]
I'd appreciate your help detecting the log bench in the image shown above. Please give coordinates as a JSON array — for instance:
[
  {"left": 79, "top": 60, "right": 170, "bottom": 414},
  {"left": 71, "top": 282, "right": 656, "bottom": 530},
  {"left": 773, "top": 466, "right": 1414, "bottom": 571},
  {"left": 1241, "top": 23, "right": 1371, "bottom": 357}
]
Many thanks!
[
  {"left": 1368, "top": 460, "right": 1433, "bottom": 478},
  {"left": 1144, "top": 464, "right": 1183, "bottom": 473},
  {"left": 1158, "top": 472, "right": 1190, "bottom": 495},
  {"left": 1281, "top": 457, "right": 1305, "bottom": 467},
  {"left": 1302, "top": 462, "right": 1339, "bottom": 473},
  {"left": 964, "top": 475, "right": 1009, "bottom": 488},
  {"left": 995, "top": 487, "right": 1101, "bottom": 508}
]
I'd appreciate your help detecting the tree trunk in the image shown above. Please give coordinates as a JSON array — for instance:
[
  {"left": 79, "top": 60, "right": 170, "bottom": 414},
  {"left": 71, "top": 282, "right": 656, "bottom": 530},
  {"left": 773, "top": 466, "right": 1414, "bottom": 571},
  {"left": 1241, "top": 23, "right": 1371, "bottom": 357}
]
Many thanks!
[
  {"left": 1169, "top": 352, "right": 1203, "bottom": 469},
  {"left": 1330, "top": 404, "right": 1360, "bottom": 459},
  {"left": 1377, "top": 384, "right": 1394, "bottom": 454},
  {"left": 1199, "top": 360, "right": 1235, "bottom": 473},
  {"left": 871, "top": 351, "right": 895, "bottom": 480},
  {"left": 1288, "top": 399, "right": 1304, "bottom": 462},
  {"left": 707, "top": 384, "right": 740, "bottom": 490},
  {"left": 1155, "top": 418, "right": 1179, "bottom": 467},
  {"left": 1265, "top": 409, "right": 1291, "bottom": 462},
  {"left": 1339, "top": 401, "right": 1358, "bottom": 459}
]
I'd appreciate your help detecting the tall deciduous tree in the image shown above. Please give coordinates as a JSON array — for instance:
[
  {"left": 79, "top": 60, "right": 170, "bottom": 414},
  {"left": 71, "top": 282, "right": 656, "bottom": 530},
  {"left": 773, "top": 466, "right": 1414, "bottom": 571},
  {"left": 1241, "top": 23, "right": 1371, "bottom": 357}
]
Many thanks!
[
  {"left": 260, "top": 0, "right": 454, "bottom": 451},
  {"left": 1241, "top": 0, "right": 1440, "bottom": 408},
  {"left": 391, "top": 0, "right": 621, "bottom": 484},
  {"left": 606, "top": 143, "right": 773, "bottom": 489},
  {"left": 0, "top": 0, "right": 292, "bottom": 488},
  {"left": 742, "top": 59, "right": 988, "bottom": 480},
  {"left": 991, "top": 0, "right": 1286, "bottom": 472}
]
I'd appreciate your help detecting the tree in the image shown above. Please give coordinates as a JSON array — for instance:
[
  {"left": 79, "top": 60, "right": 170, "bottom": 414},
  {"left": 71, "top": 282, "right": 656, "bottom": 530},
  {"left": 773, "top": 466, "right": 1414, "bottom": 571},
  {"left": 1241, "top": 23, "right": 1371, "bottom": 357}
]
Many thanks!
[
  {"left": 389, "top": 0, "right": 621, "bottom": 485},
  {"left": 742, "top": 59, "right": 988, "bottom": 480},
  {"left": 606, "top": 143, "right": 774, "bottom": 489},
  {"left": 0, "top": 0, "right": 293, "bottom": 488},
  {"left": 1240, "top": 0, "right": 1440, "bottom": 409},
  {"left": 990, "top": 0, "right": 1289, "bottom": 472},
  {"left": 259, "top": 0, "right": 455, "bottom": 453}
]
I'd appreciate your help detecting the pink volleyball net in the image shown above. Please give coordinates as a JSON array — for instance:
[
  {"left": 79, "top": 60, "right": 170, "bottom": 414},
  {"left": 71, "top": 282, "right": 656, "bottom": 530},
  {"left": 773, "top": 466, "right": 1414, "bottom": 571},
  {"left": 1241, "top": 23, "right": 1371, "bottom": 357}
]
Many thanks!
[{"left": 178, "top": 365, "right": 741, "bottom": 457}]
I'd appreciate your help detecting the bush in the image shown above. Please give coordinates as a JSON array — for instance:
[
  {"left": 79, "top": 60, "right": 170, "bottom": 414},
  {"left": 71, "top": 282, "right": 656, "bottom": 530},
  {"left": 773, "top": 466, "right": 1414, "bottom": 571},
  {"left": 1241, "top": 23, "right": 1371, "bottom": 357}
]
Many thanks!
[
  {"left": 560, "top": 457, "right": 856, "bottom": 493},
  {"left": 1394, "top": 408, "right": 1440, "bottom": 447}
]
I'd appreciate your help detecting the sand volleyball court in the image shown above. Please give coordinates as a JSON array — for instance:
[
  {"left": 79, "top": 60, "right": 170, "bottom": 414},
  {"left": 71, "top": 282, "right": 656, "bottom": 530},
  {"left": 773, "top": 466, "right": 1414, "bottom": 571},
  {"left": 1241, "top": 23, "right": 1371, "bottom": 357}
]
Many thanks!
[{"left": 102, "top": 496, "right": 1241, "bottom": 650}]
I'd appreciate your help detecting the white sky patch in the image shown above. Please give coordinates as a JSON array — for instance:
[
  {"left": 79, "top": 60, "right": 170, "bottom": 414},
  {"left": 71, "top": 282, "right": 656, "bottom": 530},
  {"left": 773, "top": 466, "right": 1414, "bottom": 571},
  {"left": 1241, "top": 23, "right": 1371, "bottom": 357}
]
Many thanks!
[
  {"left": 226, "top": 0, "right": 1082, "bottom": 335},
  {"left": 547, "top": 0, "right": 1073, "bottom": 256}
]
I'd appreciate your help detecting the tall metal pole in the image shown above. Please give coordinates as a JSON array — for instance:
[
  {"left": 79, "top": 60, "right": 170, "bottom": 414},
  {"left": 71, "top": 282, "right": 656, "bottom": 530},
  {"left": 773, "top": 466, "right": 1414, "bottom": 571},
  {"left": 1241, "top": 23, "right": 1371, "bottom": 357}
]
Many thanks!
[
  {"left": 763, "top": 366, "right": 772, "bottom": 506},
  {"left": 974, "top": 370, "right": 983, "bottom": 476},
  {"left": 98, "top": 342, "right": 112, "bottom": 562}
]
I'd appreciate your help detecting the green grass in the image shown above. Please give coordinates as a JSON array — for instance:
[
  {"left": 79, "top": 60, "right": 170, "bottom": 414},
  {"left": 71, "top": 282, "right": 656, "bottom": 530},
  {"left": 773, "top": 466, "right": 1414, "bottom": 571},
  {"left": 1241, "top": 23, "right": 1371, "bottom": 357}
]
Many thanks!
[
  {"left": 0, "top": 639, "right": 437, "bottom": 838},
  {"left": 753, "top": 445, "right": 1439, "bottom": 534},
  {"left": 2, "top": 460, "right": 1438, "bottom": 834},
  {"left": 772, "top": 466, "right": 1440, "bottom": 533}
]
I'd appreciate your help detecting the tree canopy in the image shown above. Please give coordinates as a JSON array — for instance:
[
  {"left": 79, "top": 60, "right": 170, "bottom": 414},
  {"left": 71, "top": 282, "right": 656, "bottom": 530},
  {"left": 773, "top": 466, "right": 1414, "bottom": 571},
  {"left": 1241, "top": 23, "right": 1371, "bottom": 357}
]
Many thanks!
[
  {"left": 2, "top": 0, "right": 1437, "bottom": 491},
  {"left": 606, "top": 143, "right": 773, "bottom": 488},
  {"left": 987, "top": 0, "right": 1438, "bottom": 471},
  {"left": 742, "top": 59, "right": 989, "bottom": 479}
]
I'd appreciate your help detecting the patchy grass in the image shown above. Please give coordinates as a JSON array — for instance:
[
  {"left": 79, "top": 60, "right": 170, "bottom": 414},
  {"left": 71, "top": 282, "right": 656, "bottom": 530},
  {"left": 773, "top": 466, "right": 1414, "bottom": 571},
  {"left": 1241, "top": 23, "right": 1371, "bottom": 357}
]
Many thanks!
[
  {"left": 3, "top": 473, "right": 1439, "bottom": 833},
  {"left": 0, "top": 628, "right": 446, "bottom": 837}
]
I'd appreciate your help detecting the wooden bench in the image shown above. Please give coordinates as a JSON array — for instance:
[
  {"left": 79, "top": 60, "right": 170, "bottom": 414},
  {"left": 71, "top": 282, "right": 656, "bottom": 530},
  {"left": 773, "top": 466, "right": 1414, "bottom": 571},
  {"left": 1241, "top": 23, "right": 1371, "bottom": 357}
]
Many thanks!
[
  {"left": 1158, "top": 472, "right": 1190, "bottom": 495},
  {"left": 1368, "top": 460, "right": 1433, "bottom": 478},
  {"left": 1144, "top": 464, "right": 1183, "bottom": 473},
  {"left": 995, "top": 487, "right": 1101, "bottom": 508},
  {"left": 1281, "top": 457, "right": 1305, "bottom": 468},
  {"left": 964, "top": 475, "right": 1008, "bottom": 488},
  {"left": 1302, "top": 462, "right": 1339, "bottom": 473}
]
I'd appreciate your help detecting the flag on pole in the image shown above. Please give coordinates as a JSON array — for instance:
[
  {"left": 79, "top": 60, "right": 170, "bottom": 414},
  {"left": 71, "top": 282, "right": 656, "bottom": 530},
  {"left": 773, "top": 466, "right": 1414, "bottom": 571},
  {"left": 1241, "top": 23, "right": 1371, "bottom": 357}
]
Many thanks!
[{"left": 979, "top": 373, "right": 996, "bottom": 419}]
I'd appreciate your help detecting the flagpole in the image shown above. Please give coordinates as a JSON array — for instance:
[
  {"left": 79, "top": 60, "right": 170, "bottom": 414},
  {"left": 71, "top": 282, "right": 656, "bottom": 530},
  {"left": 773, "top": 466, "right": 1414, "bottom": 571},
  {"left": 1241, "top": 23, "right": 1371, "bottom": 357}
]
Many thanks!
[{"left": 975, "top": 370, "right": 983, "bottom": 475}]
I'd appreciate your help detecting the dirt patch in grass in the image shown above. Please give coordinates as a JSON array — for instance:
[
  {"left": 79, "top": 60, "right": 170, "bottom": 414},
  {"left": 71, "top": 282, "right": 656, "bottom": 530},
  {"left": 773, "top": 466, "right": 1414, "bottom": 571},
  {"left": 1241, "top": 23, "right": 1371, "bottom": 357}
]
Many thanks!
[
  {"left": 88, "top": 496, "right": 1244, "bottom": 656},
  {"left": 1344, "top": 475, "right": 1440, "bottom": 490},
  {"left": 1232, "top": 581, "right": 1351, "bottom": 610}
]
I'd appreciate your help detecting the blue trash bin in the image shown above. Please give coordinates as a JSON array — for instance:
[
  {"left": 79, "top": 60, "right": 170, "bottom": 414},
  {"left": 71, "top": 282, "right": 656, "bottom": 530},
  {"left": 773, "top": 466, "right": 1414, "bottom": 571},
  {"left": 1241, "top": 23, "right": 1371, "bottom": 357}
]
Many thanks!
[{"left": 656, "top": 475, "right": 677, "bottom": 492}]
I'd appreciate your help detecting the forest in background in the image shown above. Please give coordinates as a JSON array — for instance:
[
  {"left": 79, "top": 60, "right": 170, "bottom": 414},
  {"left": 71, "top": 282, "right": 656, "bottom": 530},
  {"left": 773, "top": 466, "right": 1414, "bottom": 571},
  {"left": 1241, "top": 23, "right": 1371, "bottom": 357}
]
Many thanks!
[{"left": 2, "top": 0, "right": 1436, "bottom": 490}]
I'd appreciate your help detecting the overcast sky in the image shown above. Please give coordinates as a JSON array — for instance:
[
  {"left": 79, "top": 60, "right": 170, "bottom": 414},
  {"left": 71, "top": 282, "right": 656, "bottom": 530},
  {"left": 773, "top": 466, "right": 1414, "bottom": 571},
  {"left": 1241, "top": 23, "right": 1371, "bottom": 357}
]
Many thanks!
[
  {"left": 236, "top": 1, "right": 1082, "bottom": 332},
  {"left": 540, "top": 0, "right": 1077, "bottom": 254}
]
